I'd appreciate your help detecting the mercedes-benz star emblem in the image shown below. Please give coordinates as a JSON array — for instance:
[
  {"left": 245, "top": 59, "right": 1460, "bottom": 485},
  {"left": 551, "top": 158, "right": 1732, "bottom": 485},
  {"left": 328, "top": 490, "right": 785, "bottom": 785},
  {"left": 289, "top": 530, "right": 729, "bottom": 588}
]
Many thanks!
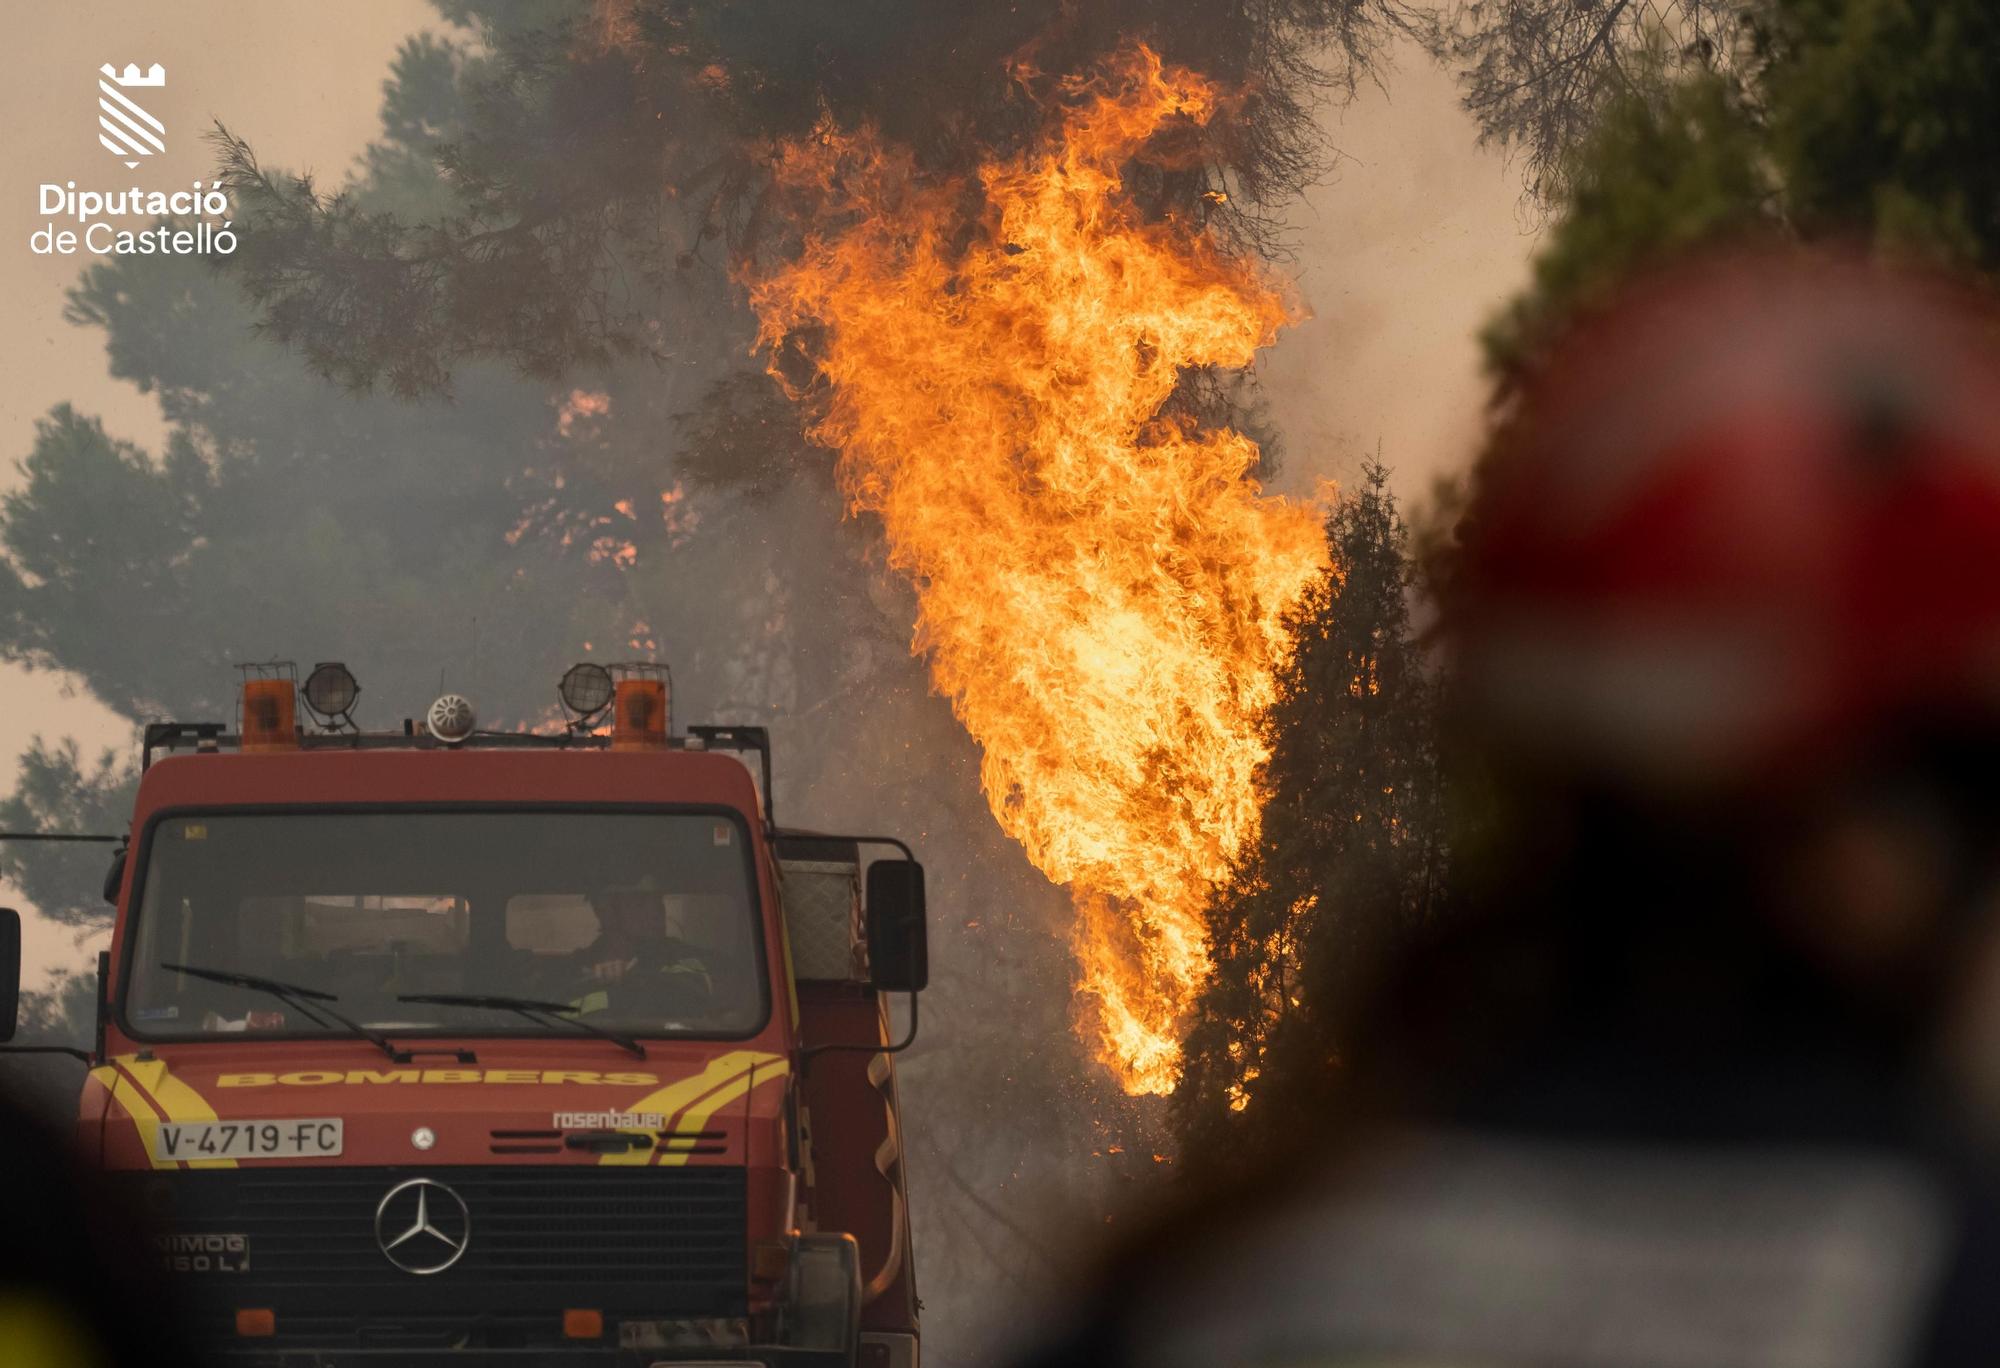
[{"left": 374, "top": 1178, "right": 470, "bottom": 1275}]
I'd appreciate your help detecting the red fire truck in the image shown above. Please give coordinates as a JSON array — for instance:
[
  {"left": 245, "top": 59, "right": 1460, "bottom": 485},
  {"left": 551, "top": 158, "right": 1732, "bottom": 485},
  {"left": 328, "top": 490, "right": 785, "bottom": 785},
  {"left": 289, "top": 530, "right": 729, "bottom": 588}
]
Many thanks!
[{"left": 0, "top": 661, "right": 926, "bottom": 1366}]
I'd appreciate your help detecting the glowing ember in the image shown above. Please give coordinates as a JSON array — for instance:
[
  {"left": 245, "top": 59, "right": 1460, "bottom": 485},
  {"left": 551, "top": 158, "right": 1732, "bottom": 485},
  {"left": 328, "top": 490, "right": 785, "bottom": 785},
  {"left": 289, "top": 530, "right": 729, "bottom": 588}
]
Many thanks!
[
  {"left": 750, "top": 47, "right": 1326, "bottom": 1093},
  {"left": 557, "top": 388, "right": 612, "bottom": 437}
]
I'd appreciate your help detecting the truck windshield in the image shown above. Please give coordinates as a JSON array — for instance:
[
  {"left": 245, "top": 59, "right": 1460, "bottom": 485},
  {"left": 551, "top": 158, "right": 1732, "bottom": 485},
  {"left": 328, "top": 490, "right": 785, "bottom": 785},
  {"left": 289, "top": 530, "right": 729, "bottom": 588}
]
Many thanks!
[{"left": 122, "top": 811, "right": 765, "bottom": 1040}]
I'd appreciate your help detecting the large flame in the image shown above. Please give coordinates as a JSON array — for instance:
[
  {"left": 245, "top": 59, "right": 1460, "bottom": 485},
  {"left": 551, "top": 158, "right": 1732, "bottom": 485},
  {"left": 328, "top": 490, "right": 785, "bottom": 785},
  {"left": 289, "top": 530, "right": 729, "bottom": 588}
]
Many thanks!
[{"left": 750, "top": 47, "right": 1327, "bottom": 1094}]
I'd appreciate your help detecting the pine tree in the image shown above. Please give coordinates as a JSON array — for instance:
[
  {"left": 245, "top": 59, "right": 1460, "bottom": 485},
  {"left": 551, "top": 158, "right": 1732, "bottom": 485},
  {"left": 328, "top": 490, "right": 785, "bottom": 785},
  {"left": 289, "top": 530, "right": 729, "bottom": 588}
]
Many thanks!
[{"left": 1175, "top": 463, "right": 1444, "bottom": 1165}]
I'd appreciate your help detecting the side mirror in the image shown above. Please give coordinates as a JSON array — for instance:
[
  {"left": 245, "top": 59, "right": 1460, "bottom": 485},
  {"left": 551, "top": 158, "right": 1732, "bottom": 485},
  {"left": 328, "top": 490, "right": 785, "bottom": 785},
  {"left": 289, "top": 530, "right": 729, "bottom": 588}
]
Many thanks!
[
  {"left": 0, "top": 908, "right": 20, "bottom": 1044},
  {"left": 102, "top": 846, "right": 127, "bottom": 904},
  {"left": 865, "top": 860, "right": 928, "bottom": 993}
]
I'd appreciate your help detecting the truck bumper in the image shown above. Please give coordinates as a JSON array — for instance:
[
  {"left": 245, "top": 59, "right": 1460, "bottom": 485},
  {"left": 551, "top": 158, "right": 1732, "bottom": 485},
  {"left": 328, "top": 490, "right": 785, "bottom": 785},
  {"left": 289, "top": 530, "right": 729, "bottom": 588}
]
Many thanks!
[{"left": 212, "top": 1348, "right": 850, "bottom": 1368}]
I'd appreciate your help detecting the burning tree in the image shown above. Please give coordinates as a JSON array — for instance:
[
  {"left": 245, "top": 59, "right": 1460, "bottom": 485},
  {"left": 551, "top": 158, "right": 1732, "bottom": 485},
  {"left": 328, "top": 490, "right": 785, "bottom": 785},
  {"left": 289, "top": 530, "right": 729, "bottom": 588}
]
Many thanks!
[{"left": 746, "top": 49, "right": 1329, "bottom": 1095}]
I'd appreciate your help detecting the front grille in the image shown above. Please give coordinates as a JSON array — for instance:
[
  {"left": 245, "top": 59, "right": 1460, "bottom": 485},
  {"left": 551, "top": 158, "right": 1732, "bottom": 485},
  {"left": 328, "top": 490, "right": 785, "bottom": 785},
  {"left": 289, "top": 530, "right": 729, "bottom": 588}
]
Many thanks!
[{"left": 122, "top": 1166, "right": 747, "bottom": 1345}]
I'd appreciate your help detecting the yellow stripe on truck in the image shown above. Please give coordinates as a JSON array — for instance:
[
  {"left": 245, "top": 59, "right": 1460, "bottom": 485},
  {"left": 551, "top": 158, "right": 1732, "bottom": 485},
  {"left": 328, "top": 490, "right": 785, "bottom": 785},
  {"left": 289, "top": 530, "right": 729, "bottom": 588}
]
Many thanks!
[
  {"left": 599, "top": 1051, "right": 786, "bottom": 1167},
  {"left": 655, "top": 1057, "right": 790, "bottom": 1168},
  {"left": 97, "top": 1055, "right": 238, "bottom": 1170},
  {"left": 92, "top": 1062, "right": 173, "bottom": 1171}
]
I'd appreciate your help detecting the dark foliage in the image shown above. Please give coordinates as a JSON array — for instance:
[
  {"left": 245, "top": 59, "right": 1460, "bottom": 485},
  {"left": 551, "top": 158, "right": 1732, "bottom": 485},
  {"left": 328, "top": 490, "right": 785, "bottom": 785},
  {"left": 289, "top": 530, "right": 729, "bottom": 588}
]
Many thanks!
[
  {"left": 671, "top": 369, "right": 816, "bottom": 503},
  {"left": 1425, "top": 0, "right": 1768, "bottom": 206},
  {"left": 1472, "top": 0, "right": 2000, "bottom": 390},
  {"left": 1770, "top": 0, "right": 2000, "bottom": 270},
  {"left": 1175, "top": 465, "right": 1445, "bottom": 1164},
  {"left": 0, "top": 742, "right": 134, "bottom": 930},
  {"left": 216, "top": 0, "right": 1430, "bottom": 397}
]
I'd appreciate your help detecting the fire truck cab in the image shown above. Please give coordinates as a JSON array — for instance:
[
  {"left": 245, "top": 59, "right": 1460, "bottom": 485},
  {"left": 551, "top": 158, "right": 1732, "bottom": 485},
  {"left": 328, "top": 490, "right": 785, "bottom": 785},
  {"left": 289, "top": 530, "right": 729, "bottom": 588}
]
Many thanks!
[{"left": 0, "top": 662, "right": 926, "bottom": 1367}]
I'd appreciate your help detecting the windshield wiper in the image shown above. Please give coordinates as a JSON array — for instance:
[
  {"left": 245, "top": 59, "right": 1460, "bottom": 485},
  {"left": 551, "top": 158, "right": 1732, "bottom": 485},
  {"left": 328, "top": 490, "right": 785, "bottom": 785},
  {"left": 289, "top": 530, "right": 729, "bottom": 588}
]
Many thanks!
[
  {"left": 397, "top": 992, "right": 648, "bottom": 1060},
  {"left": 161, "top": 962, "right": 405, "bottom": 1063}
]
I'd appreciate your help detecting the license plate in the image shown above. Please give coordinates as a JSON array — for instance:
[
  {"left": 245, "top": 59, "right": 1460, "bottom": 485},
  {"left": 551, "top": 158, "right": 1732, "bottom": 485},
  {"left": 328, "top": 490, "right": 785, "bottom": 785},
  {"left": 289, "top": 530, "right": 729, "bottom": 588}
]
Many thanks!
[{"left": 150, "top": 1118, "right": 343, "bottom": 1162}]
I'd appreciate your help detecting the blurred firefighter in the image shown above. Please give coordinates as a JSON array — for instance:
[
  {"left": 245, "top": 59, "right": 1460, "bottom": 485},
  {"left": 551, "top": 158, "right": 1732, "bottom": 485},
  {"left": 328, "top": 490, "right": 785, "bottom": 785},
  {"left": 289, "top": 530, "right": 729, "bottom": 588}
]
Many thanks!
[
  {"left": 1028, "top": 250, "right": 2000, "bottom": 1367},
  {"left": 563, "top": 874, "right": 714, "bottom": 1015},
  {"left": 0, "top": 1082, "right": 193, "bottom": 1365}
]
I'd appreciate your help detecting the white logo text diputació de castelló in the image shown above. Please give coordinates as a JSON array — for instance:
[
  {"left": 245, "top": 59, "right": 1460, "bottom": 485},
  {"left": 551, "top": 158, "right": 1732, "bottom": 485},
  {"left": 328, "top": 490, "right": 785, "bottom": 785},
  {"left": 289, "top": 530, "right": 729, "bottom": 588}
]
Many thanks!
[{"left": 31, "top": 61, "right": 237, "bottom": 259}]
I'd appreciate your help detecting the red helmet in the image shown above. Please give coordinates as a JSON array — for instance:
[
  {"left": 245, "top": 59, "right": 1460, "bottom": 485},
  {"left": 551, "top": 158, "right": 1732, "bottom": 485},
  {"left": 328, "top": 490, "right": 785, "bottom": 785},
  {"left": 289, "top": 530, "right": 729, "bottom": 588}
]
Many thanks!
[{"left": 1456, "top": 248, "right": 2000, "bottom": 788}]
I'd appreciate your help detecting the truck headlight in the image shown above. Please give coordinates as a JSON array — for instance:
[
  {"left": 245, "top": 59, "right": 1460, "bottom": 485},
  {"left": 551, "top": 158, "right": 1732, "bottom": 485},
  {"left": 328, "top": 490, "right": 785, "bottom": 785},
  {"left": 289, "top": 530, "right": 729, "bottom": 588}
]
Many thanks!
[{"left": 782, "top": 1233, "right": 861, "bottom": 1354}]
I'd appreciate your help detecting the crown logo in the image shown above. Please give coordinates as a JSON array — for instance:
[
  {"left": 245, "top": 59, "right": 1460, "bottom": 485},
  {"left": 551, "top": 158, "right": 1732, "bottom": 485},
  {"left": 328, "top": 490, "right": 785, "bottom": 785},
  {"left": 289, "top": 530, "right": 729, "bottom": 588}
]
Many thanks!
[
  {"left": 97, "top": 62, "right": 166, "bottom": 168},
  {"left": 100, "top": 63, "right": 166, "bottom": 87}
]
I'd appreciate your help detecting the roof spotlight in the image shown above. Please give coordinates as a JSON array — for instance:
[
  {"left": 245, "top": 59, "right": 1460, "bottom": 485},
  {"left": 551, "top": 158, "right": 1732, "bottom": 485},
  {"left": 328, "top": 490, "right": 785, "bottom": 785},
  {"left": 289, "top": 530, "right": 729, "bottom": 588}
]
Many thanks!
[
  {"left": 559, "top": 662, "right": 615, "bottom": 724},
  {"left": 301, "top": 661, "right": 360, "bottom": 727}
]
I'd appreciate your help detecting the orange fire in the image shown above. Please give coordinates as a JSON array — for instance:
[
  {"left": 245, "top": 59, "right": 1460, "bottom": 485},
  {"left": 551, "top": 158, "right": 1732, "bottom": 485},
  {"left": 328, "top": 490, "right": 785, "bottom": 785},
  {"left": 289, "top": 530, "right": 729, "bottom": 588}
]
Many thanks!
[{"left": 749, "top": 47, "right": 1327, "bottom": 1093}]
